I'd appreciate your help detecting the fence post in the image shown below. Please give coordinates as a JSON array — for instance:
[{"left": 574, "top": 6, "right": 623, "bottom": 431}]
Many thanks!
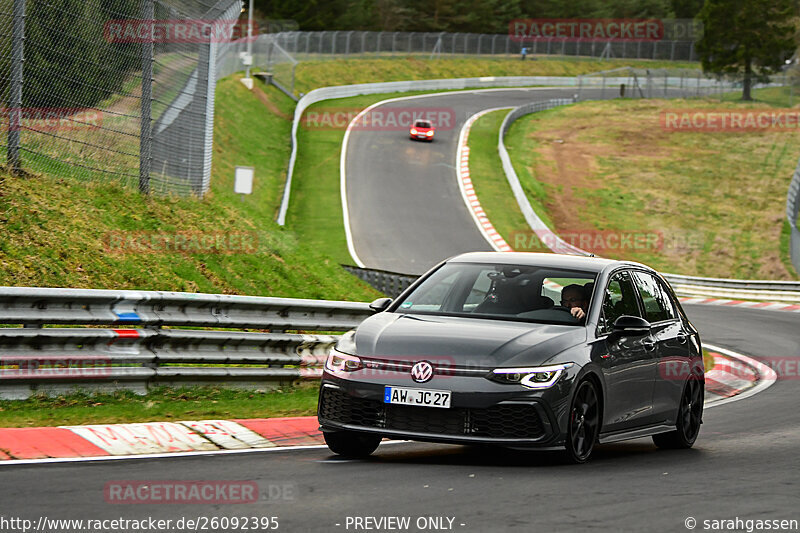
[
  {"left": 7, "top": 0, "right": 26, "bottom": 175},
  {"left": 139, "top": 0, "right": 154, "bottom": 195}
]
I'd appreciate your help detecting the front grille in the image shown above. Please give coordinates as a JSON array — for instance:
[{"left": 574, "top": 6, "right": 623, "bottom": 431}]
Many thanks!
[{"left": 319, "top": 387, "right": 544, "bottom": 440}]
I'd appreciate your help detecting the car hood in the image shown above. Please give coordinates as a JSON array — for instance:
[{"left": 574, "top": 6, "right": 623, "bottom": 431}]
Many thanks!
[{"left": 354, "top": 312, "right": 586, "bottom": 368}]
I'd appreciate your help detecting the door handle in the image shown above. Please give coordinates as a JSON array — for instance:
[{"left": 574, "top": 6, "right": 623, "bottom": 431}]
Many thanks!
[{"left": 642, "top": 339, "right": 657, "bottom": 352}]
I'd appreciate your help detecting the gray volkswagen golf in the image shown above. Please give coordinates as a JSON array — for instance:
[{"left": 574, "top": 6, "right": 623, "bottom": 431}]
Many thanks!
[{"left": 318, "top": 252, "right": 704, "bottom": 463}]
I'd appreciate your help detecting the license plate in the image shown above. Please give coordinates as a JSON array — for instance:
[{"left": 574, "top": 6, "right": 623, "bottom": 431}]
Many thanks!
[
  {"left": 417, "top": 134, "right": 427, "bottom": 138},
  {"left": 384, "top": 386, "right": 451, "bottom": 408}
]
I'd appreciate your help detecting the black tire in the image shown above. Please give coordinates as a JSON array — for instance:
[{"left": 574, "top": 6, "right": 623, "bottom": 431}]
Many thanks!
[
  {"left": 653, "top": 378, "right": 703, "bottom": 449},
  {"left": 324, "top": 430, "right": 382, "bottom": 458},
  {"left": 565, "top": 379, "right": 600, "bottom": 464}
]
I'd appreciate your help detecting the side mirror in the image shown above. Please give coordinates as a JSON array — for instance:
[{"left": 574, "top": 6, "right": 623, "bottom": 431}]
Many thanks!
[
  {"left": 369, "top": 297, "right": 393, "bottom": 313},
  {"left": 612, "top": 315, "right": 651, "bottom": 335}
]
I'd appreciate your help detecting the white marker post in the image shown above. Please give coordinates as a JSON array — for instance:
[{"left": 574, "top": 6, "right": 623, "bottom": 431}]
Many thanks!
[{"left": 234, "top": 166, "right": 254, "bottom": 201}]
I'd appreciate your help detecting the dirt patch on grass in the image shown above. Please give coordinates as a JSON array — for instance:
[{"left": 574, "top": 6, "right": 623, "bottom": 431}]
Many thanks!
[
  {"left": 251, "top": 84, "right": 293, "bottom": 121},
  {"left": 515, "top": 99, "right": 799, "bottom": 279}
]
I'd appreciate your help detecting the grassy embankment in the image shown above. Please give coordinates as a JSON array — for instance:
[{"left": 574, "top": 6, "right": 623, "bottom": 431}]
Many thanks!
[{"left": 466, "top": 88, "right": 799, "bottom": 279}]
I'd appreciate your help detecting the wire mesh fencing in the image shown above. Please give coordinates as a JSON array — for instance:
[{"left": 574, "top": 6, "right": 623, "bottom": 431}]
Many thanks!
[
  {"left": 1, "top": 0, "right": 245, "bottom": 197},
  {"left": 217, "top": 33, "right": 298, "bottom": 98},
  {"left": 273, "top": 31, "right": 698, "bottom": 62},
  {"left": 575, "top": 67, "right": 790, "bottom": 101}
]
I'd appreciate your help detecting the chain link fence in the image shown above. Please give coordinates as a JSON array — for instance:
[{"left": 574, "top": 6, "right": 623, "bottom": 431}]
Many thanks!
[
  {"left": 1, "top": 0, "right": 243, "bottom": 197},
  {"left": 217, "top": 33, "right": 298, "bottom": 98},
  {"left": 274, "top": 31, "right": 697, "bottom": 62},
  {"left": 576, "top": 67, "right": 790, "bottom": 101}
]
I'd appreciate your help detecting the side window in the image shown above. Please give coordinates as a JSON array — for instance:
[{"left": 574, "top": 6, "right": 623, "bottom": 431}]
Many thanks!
[
  {"left": 600, "top": 271, "right": 641, "bottom": 334},
  {"left": 633, "top": 272, "right": 676, "bottom": 323}
]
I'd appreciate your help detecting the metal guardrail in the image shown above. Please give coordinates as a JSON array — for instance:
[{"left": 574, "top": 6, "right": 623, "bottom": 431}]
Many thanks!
[
  {"left": 0, "top": 288, "right": 371, "bottom": 399},
  {"left": 498, "top": 98, "right": 590, "bottom": 256},
  {"left": 342, "top": 265, "right": 417, "bottom": 297},
  {"left": 788, "top": 158, "right": 800, "bottom": 275}
]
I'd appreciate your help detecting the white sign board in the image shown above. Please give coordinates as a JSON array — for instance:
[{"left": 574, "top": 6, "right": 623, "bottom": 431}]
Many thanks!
[{"left": 234, "top": 166, "right": 254, "bottom": 195}]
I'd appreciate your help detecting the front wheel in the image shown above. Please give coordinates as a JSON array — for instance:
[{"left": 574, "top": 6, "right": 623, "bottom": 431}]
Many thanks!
[
  {"left": 565, "top": 379, "right": 600, "bottom": 463},
  {"left": 653, "top": 378, "right": 703, "bottom": 449},
  {"left": 324, "top": 430, "right": 382, "bottom": 458}
]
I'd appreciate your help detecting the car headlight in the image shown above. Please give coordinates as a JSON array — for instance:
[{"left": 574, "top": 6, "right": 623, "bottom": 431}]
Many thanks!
[
  {"left": 325, "top": 331, "right": 363, "bottom": 373},
  {"left": 426, "top": 130, "right": 434, "bottom": 136},
  {"left": 489, "top": 363, "right": 573, "bottom": 389},
  {"left": 410, "top": 128, "right": 418, "bottom": 134}
]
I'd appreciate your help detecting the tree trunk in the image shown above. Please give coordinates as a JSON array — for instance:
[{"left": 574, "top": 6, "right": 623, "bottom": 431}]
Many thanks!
[{"left": 742, "top": 58, "right": 753, "bottom": 101}]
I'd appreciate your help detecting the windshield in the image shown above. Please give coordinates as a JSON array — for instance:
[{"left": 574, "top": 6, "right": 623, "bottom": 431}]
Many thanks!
[
  {"left": 395, "top": 262, "right": 597, "bottom": 326},
  {"left": 414, "top": 120, "right": 432, "bottom": 128}
]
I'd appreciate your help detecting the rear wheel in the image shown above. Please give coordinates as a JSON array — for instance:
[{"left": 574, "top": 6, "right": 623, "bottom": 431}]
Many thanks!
[
  {"left": 324, "top": 430, "right": 382, "bottom": 458},
  {"left": 565, "top": 379, "right": 600, "bottom": 463},
  {"left": 653, "top": 378, "right": 703, "bottom": 449}
]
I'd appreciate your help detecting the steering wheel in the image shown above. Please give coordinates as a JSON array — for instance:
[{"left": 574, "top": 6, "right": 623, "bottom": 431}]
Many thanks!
[{"left": 551, "top": 305, "right": 582, "bottom": 323}]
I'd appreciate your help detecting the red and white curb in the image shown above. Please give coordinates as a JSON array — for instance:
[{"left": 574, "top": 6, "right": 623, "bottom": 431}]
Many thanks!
[
  {"left": 0, "top": 345, "right": 775, "bottom": 464},
  {"left": 456, "top": 108, "right": 513, "bottom": 253},
  {"left": 678, "top": 297, "right": 800, "bottom": 313},
  {"left": 0, "top": 417, "right": 323, "bottom": 463},
  {"left": 704, "top": 343, "right": 777, "bottom": 408}
]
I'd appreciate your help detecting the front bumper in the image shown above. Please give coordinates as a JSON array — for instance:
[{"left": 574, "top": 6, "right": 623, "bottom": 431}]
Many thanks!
[{"left": 317, "top": 376, "right": 568, "bottom": 448}]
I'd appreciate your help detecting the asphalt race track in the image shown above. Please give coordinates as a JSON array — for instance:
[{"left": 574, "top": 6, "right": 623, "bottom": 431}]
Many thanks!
[
  {"left": 345, "top": 87, "right": 584, "bottom": 274},
  {"left": 344, "top": 87, "right": 643, "bottom": 274},
  {"left": 1, "top": 305, "right": 798, "bottom": 532}
]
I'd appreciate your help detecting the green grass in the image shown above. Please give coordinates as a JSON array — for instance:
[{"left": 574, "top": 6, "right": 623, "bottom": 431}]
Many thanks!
[
  {"left": 721, "top": 84, "right": 800, "bottom": 108},
  {"left": 468, "top": 96, "right": 800, "bottom": 280},
  {"left": 0, "top": 75, "right": 380, "bottom": 299},
  {"left": 0, "top": 385, "right": 319, "bottom": 427},
  {"left": 291, "top": 57, "right": 700, "bottom": 96}
]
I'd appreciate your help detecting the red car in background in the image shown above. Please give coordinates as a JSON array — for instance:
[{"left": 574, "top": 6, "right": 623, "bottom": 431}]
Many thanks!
[{"left": 409, "top": 119, "right": 434, "bottom": 142}]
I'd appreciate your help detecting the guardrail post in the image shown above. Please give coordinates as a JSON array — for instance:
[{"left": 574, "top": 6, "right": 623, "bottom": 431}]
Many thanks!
[
  {"left": 139, "top": 0, "right": 154, "bottom": 195},
  {"left": 6, "top": 0, "right": 25, "bottom": 175}
]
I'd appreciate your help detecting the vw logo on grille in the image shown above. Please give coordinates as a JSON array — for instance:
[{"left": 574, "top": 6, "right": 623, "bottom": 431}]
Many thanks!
[{"left": 410, "top": 361, "right": 434, "bottom": 383}]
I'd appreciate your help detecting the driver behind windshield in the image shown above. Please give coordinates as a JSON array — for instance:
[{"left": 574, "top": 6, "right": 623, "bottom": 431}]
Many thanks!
[{"left": 561, "top": 284, "right": 590, "bottom": 321}]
